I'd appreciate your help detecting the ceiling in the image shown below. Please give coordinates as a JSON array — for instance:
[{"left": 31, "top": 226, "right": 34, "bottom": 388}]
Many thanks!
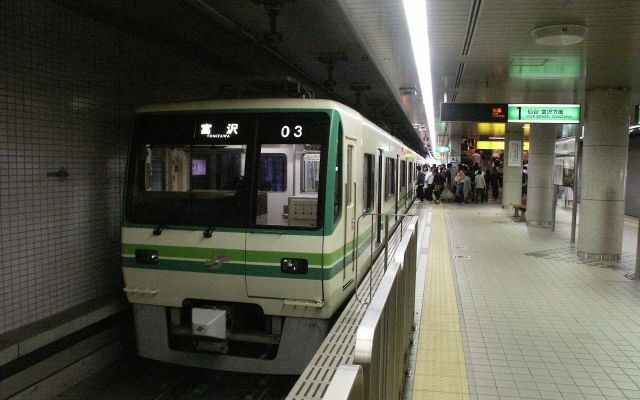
[
  {"left": 429, "top": 0, "right": 640, "bottom": 140},
  {"left": 50, "top": 0, "right": 640, "bottom": 155}
]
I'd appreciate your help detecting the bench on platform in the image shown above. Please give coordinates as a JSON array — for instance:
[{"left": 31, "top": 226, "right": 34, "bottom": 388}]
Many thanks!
[{"left": 511, "top": 203, "right": 526, "bottom": 222}]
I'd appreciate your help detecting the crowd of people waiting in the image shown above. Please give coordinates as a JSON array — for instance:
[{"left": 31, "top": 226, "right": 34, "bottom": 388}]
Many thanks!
[{"left": 416, "top": 155, "right": 505, "bottom": 205}]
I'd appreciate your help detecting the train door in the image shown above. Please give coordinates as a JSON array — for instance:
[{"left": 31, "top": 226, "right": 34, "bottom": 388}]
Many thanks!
[
  {"left": 395, "top": 155, "right": 400, "bottom": 219},
  {"left": 376, "top": 149, "right": 383, "bottom": 244},
  {"left": 245, "top": 114, "right": 327, "bottom": 302},
  {"left": 342, "top": 142, "right": 356, "bottom": 288}
]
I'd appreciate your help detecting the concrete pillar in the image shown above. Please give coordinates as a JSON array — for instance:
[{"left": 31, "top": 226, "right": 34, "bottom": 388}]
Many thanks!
[
  {"left": 502, "top": 129, "right": 524, "bottom": 208},
  {"left": 526, "top": 124, "right": 556, "bottom": 227},
  {"left": 449, "top": 128, "right": 462, "bottom": 165},
  {"left": 577, "top": 89, "right": 630, "bottom": 260}
]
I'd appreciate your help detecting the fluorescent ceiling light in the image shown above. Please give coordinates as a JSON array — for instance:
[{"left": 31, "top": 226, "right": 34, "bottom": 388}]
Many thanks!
[{"left": 402, "top": 0, "right": 436, "bottom": 155}]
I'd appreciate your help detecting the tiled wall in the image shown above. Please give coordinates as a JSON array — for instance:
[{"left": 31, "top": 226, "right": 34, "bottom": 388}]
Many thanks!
[{"left": 0, "top": 0, "right": 227, "bottom": 334}]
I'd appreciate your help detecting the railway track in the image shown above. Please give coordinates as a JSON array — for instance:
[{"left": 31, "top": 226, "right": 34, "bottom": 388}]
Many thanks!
[{"left": 55, "top": 355, "right": 298, "bottom": 400}]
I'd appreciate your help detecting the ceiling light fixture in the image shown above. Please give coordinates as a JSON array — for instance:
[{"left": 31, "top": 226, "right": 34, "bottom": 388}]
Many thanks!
[
  {"left": 402, "top": 0, "right": 436, "bottom": 156},
  {"left": 531, "top": 24, "right": 587, "bottom": 46}
]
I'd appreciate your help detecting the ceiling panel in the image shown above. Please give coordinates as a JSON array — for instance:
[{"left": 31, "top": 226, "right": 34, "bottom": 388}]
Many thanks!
[{"left": 47, "top": 0, "right": 640, "bottom": 151}]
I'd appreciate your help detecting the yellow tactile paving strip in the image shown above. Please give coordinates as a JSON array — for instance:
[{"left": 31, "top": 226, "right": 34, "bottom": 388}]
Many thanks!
[{"left": 412, "top": 205, "right": 470, "bottom": 400}]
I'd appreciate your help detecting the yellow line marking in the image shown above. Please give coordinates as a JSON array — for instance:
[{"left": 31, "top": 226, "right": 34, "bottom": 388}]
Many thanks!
[{"left": 412, "top": 205, "right": 470, "bottom": 400}]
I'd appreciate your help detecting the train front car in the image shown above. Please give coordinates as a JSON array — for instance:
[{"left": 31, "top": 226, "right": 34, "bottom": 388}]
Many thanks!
[
  {"left": 121, "top": 99, "right": 421, "bottom": 374},
  {"left": 122, "top": 99, "right": 354, "bottom": 374}
]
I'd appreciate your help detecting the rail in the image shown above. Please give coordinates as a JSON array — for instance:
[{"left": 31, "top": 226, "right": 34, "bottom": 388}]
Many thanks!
[
  {"left": 354, "top": 212, "right": 416, "bottom": 304},
  {"left": 286, "top": 214, "right": 418, "bottom": 400},
  {"left": 352, "top": 216, "right": 418, "bottom": 399},
  {"left": 322, "top": 365, "right": 364, "bottom": 400}
]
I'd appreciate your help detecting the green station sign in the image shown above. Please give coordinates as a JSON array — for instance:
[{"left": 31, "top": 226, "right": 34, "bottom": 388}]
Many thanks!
[{"left": 507, "top": 104, "right": 580, "bottom": 124}]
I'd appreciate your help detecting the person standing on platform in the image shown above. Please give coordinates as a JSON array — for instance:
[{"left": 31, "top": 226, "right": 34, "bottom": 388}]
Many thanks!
[
  {"left": 462, "top": 167, "right": 472, "bottom": 203},
  {"left": 455, "top": 168, "right": 465, "bottom": 203},
  {"left": 490, "top": 167, "right": 501, "bottom": 201},
  {"left": 432, "top": 166, "right": 445, "bottom": 204},
  {"left": 472, "top": 149, "right": 482, "bottom": 167},
  {"left": 445, "top": 163, "right": 454, "bottom": 188},
  {"left": 416, "top": 165, "right": 425, "bottom": 202},
  {"left": 425, "top": 165, "right": 435, "bottom": 202},
  {"left": 474, "top": 169, "right": 486, "bottom": 203}
]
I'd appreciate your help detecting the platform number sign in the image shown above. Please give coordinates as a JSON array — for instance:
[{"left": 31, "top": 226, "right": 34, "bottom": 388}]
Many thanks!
[{"left": 507, "top": 104, "right": 580, "bottom": 124}]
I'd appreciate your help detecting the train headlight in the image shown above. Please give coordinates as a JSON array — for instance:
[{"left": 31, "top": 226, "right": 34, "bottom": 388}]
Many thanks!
[
  {"left": 135, "top": 249, "right": 159, "bottom": 265},
  {"left": 281, "top": 258, "right": 308, "bottom": 274}
]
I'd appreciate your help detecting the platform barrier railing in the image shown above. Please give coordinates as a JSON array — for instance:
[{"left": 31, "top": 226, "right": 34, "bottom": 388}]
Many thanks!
[
  {"left": 322, "top": 216, "right": 418, "bottom": 400},
  {"left": 354, "top": 212, "right": 417, "bottom": 304},
  {"left": 322, "top": 365, "right": 364, "bottom": 400}
]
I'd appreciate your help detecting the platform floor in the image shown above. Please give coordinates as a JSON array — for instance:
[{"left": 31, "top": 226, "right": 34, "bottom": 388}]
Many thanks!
[{"left": 409, "top": 201, "right": 640, "bottom": 400}]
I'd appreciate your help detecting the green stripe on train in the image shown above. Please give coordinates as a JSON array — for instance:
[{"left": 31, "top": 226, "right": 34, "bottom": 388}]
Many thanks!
[
  {"left": 121, "top": 225, "right": 377, "bottom": 280},
  {"left": 121, "top": 225, "right": 373, "bottom": 265},
  {"left": 122, "top": 257, "right": 324, "bottom": 279},
  {"left": 122, "top": 243, "right": 325, "bottom": 265}
]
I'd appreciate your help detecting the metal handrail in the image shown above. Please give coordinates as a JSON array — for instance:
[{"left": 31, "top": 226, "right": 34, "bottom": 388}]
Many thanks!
[
  {"left": 343, "top": 216, "right": 418, "bottom": 399},
  {"left": 289, "top": 214, "right": 419, "bottom": 400},
  {"left": 322, "top": 365, "right": 364, "bottom": 400},
  {"left": 353, "top": 212, "right": 416, "bottom": 304}
]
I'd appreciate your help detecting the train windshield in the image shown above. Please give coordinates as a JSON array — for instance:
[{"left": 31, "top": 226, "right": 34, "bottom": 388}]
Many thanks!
[{"left": 125, "top": 111, "right": 330, "bottom": 229}]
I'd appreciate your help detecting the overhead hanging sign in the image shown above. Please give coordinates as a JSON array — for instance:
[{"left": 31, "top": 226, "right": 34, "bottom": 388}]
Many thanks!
[
  {"left": 507, "top": 104, "right": 580, "bottom": 124},
  {"left": 440, "top": 103, "right": 507, "bottom": 122}
]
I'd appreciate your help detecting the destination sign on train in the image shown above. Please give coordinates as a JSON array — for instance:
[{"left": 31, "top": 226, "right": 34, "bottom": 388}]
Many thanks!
[
  {"left": 507, "top": 104, "right": 580, "bottom": 124},
  {"left": 200, "top": 122, "right": 240, "bottom": 139}
]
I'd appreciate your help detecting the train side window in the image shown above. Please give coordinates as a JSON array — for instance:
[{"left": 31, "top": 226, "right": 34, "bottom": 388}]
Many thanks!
[
  {"left": 363, "top": 153, "right": 375, "bottom": 212},
  {"left": 411, "top": 162, "right": 415, "bottom": 183},
  {"left": 385, "top": 157, "right": 396, "bottom": 198},
  {"left": 400, "top": 160, "right": 407, "bottom": 191},
  {"left": 346, "top": 145, "right": 353, "bottom": 206}
]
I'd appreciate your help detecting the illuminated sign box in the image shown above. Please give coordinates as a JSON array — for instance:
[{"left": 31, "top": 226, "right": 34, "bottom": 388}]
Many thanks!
[
  {"left": 441, "top": 103, "right": 507, "bottom": 122},
  {"left": 507, "top": 104, "right": 580, "bottom": 124},
  {"left": 477, "top": 140, "right": 530, "bottom": 151},
  {"left": 440, "top": 103, "right": 580, "bottom": 124}
]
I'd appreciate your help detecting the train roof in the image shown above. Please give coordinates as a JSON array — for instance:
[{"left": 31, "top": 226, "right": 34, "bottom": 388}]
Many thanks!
[
  {"left": 135, "top": 98, "right": 358, "bottom": 114},
  {"left": 135, "top": 98, "right": 422, "bottom": 159}
]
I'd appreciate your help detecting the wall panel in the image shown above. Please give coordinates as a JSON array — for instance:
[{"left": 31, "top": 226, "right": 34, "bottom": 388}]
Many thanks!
[{"left": 0, "top": 0, "right": 226, "bottom": 334}]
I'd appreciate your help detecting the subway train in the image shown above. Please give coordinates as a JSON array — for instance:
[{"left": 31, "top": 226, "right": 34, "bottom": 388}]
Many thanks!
[{"left": 121, "top": 98, "right": 424, "bottom": 374}]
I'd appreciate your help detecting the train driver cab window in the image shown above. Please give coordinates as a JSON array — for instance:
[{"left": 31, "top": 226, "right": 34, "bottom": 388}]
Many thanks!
[
  {"left": 126, "top": 111, "right": 329, "bottom": 230},
  {"left": 255, "top": 113, "right": 329, "bottom": 228},
  {"left": 126, "top": 113, "right": 252, "bottom": 228}
]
